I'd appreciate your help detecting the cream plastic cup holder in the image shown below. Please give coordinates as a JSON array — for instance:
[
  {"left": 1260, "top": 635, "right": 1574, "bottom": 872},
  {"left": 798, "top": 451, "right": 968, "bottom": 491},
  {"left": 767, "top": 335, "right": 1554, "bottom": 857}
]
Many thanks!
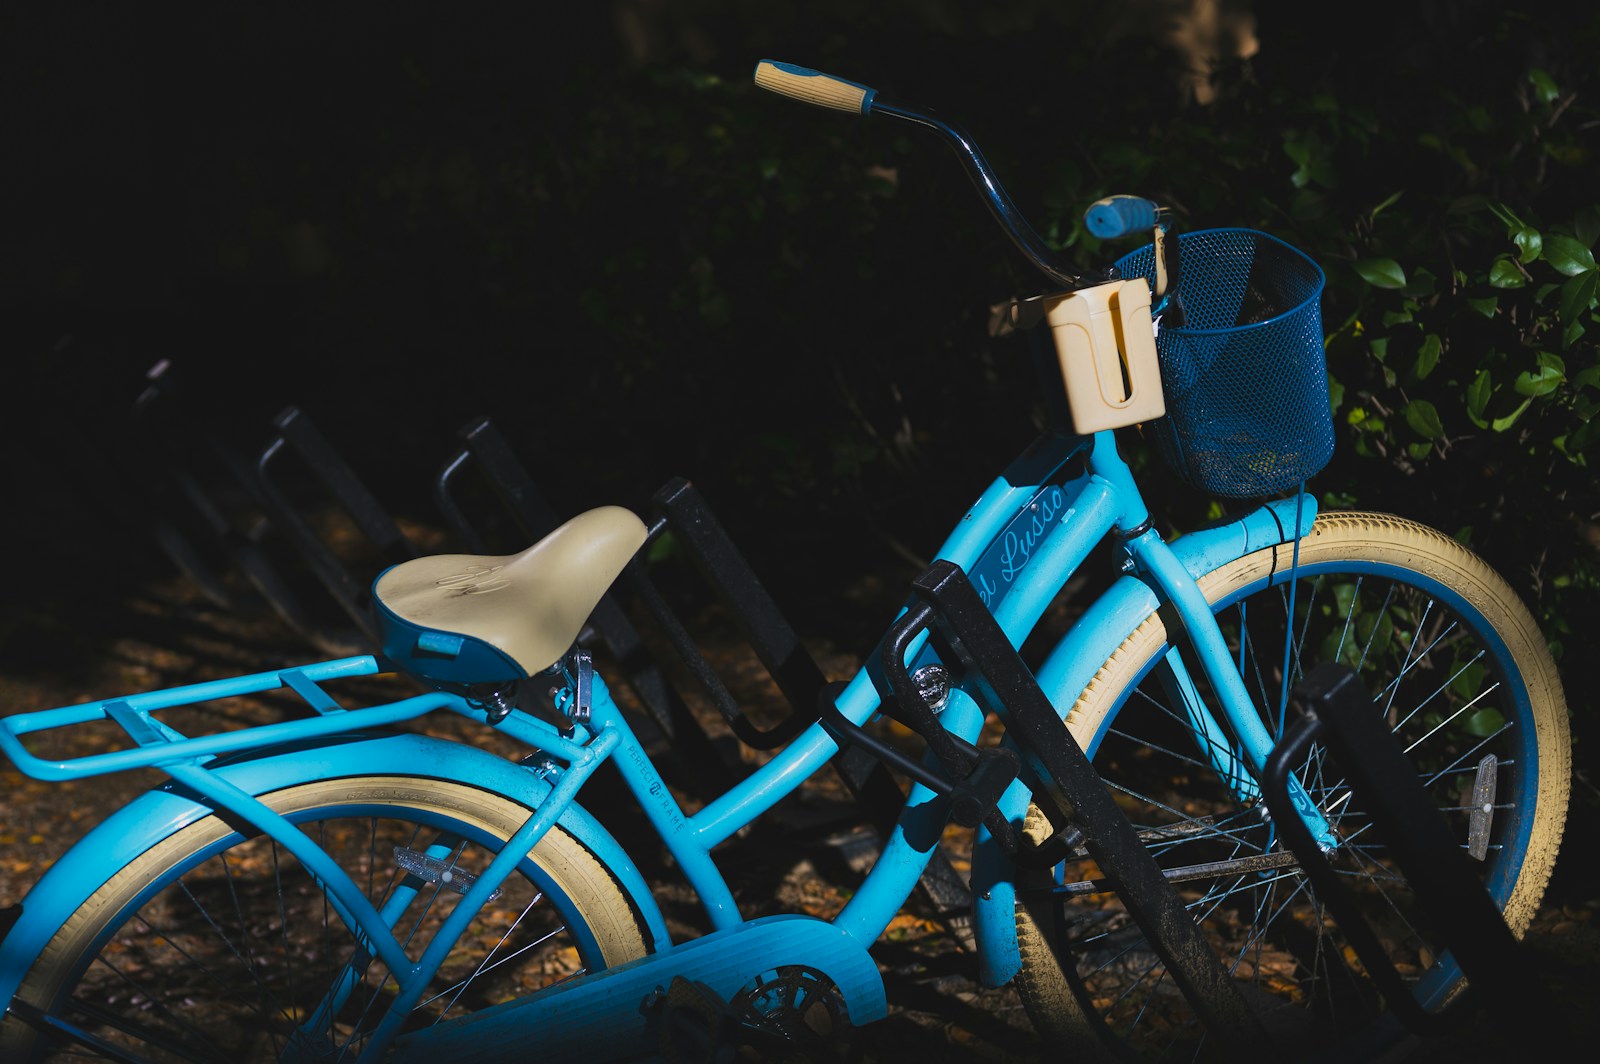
[{"left": 1040, "top": 279, "right": 1165, "bottom": 434}]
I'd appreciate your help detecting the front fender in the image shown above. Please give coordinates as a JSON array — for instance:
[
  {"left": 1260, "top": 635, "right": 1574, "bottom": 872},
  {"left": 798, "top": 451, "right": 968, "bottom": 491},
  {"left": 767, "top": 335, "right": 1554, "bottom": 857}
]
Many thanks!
[
  {"left": 0, "top": 732, "right": 667, "bottom": 1005},
  {"left": 970, "top": 494, "right": 1316, "bottom": 987}
]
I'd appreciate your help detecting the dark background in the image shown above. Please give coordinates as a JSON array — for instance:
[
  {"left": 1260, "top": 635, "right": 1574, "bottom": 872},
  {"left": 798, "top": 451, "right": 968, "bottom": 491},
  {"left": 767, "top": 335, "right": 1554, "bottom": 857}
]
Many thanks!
[
  {"left": 4, "top": 2, "right": 1072, "bottom": 620},
  {"left": 4, "top": 0, "right": 1595, "bottom": 856},
  {"left": 4, "top": 1, "right": 1594, "bottom": 601},
  {"left": 4, "top": 0, "right": 1593, "bottom": 712},
  {"left": 2, "top": 0, "right": 1596, "bottom": 921},
  {"left": 0, "top": 3, "right": 1597, "bottom": 1055}
]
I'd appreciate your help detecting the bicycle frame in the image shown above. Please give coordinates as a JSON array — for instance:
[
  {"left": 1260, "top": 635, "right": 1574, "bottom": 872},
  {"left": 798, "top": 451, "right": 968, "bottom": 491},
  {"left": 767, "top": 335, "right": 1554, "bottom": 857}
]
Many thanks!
[{"left": 0, "top": 420, "right": 1321, "bottom": 1061}]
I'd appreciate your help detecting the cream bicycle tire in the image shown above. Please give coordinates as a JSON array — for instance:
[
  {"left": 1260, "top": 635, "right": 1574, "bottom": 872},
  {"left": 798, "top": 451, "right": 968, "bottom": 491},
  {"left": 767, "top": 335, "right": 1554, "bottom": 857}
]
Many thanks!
[
  {"left": 4, "top": 776, "right": 652, "bottom": 1062},
  {"left": 1016, "top": 512, "right": 1570, "bottom": 1059}
]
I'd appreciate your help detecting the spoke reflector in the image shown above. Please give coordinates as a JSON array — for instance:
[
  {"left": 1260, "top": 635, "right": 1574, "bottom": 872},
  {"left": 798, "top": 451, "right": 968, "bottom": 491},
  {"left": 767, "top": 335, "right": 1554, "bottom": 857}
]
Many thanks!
[
  {"left": 1466, "top": 754, "right": 1498, "bottom": 861},
  {"left": 393, "top": 847, "right": 501, "bottom": 901}
]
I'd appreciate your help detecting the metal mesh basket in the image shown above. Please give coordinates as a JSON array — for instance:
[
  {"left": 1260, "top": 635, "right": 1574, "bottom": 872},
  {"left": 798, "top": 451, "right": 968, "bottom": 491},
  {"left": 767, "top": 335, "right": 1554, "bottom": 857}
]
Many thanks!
[{"left": 1114, "top": 228, "right": 1333, "bottom": 498}]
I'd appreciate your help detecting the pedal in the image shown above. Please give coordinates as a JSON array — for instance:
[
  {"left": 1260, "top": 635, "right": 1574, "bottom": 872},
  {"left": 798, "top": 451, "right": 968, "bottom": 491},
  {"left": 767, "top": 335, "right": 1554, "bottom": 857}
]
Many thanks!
[{"left": 655, "top": 975, "right": 742, "bottom": 1064}]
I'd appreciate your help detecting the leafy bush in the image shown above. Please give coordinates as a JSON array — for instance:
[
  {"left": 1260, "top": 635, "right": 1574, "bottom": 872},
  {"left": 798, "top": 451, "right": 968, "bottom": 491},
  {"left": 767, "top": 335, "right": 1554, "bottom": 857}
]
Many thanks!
[{"left": 17, "top": 2, "right": 1592, "bottom": 722}]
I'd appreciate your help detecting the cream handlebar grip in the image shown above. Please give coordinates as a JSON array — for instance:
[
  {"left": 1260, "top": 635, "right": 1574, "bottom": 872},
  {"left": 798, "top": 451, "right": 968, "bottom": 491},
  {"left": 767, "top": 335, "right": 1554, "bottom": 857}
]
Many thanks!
[{"left": 753, "top": 59, "right": 877, "bottom": 115}]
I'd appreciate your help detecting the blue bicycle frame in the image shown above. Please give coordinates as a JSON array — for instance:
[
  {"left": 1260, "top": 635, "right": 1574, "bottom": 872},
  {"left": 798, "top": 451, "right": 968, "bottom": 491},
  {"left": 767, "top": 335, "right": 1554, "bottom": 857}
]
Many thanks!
[{"left": 0, "top": 422, "right": 1322, "bottom": 1061}]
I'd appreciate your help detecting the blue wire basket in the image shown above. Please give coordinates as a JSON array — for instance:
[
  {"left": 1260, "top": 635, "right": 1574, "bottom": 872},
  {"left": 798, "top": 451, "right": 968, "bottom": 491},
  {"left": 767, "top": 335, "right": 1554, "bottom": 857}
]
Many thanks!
[{"left": 1115, "top": 228, "right": 1333, "bottom": 498}]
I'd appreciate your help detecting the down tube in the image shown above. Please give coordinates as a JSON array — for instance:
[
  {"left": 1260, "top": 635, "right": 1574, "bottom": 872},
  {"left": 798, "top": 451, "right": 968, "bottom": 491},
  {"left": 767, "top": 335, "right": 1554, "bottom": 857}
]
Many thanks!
[
  {"left": 686, "top": 434, "right": 1093, "bottom": 852},
  {"left": 967, "top": 493, "right": 1320, "bottom": 987},
  {"left": 832, "top": 478, "right": 1120, "bottom": 944}
]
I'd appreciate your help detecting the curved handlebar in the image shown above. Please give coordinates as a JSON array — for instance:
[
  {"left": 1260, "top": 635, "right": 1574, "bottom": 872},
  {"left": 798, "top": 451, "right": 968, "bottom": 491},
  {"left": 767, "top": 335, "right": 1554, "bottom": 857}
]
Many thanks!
[{"left": 754, "top": 58, "right": 1094, "bottom": 289}]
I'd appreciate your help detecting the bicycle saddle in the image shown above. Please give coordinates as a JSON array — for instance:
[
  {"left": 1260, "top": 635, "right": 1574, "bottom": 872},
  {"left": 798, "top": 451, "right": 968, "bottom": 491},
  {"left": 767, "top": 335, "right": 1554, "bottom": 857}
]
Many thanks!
[{"left": 371, "top": 505, "right": 648, "bottom": 686}]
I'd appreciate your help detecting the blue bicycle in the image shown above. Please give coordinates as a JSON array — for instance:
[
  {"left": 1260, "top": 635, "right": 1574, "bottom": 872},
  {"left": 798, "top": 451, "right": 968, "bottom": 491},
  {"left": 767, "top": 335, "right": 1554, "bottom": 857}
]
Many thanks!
[{"left": 0, "top": 61, "right": 1571, "bottom": 1063}]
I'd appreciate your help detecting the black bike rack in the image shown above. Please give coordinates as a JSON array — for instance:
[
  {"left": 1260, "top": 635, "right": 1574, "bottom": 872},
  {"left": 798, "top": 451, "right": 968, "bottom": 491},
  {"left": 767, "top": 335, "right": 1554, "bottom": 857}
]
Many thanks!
[
  {"left": 1262, "top": 662, "right": 1541, "bottom": 1054},
  {"left": 639, "top": 477, "right": 828, "bottom": 751},
  {"left": 852, "top": 558, "right": 1268, "bottom": 1054},
  {"left": 38, "top": 356, "right": 262, "bottom": 620},
  {"left": 116, "top": 362, "right": 385, "bottom": 656},
  {"left": 250, "top": 404, "right": 421, "bottom": 649}
]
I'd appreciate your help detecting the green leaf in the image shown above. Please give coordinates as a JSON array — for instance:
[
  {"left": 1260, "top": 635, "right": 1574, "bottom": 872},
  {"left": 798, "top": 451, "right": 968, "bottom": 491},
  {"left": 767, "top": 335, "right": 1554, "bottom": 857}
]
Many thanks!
[
  {"left": 1355, "top": 258, "right": 1406, "bottom": 289},
  {"left": 1488, "top": 201, "right": 1524, "bottom": 232},
  {"left": 1368, "top": 189, "right": 1404, "bottom": 221},
  {"left": 1514, "top": 226, "right": 1542, "bottom": 264},
  {"left": 1468, "top": 296, "right": 1498, "bottom": 318},
  {"left": 1559, "top": 270, "right": 1599, "bottom": 323},
  {"left": 1488, "top": 256, "right": 1526, "bottom": 288},
  {"left": 1572, "top": 418, "right": 1600, "bottom": 454},
  {"left": 1467, "top": 369, "right": 1492, "bottom": 424},
  {"left": 1405, "top": 267, "right": 1439, "bottom": 298},
  {"left": 1413, "top": 334, "right": 1442, "bottom": 379},
  {"left": 645, "top": 530, "right": 680, "bottom": 563},
  {"left": 1544, "top": 233, "right": 1597, "bottom": 276},
  {"left": 1491, "top": 398, "right": 1532, "bottom": 432},
  {"left": 1406, "top": 441, "right": 1433, "bottom": 459},
  {"left": 1514, "top": 363, "right": 1564, "bottom": 398},
  {"left": 1528, "top": 68, "right": 1560, "bottom": 106},
  {"left": 1404, "top": 398, "right": 1444, "bottom": 438},
  {"left": 1465, "top": 706, "right": 1507, "bottom": 738},
  {"left": 1283, "top": 128, "right": 1336, "bottom": 189},
  {"left": 1576, "top": 206, "right": 1600, "bottom": 249}
]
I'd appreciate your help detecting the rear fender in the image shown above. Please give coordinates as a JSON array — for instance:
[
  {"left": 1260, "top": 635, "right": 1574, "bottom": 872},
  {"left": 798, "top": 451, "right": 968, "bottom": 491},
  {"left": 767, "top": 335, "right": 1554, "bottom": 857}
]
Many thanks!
[{"left": 0, "top": 732, "right": 668, "bottom": 1005}]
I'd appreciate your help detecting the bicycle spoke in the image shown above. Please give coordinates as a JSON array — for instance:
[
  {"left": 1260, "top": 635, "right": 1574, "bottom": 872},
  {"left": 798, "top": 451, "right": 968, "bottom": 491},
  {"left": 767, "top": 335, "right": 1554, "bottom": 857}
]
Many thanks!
[
  {"left": 1036, "top": 532, "right": 1562, "bottom": 1061},
  {"left": 11, "top": 785, "right": 648, "bottom": 1064}
]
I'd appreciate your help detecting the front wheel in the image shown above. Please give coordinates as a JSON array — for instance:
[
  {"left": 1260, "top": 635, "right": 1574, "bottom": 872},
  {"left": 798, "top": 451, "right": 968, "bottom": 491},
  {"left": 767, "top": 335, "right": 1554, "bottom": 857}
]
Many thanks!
[
  {"left": 1015, "top": 511, "right": 1570, "bottom": 1060},
  {"left": 1, "top": 776, "right": 652, "bottom": 1063}
]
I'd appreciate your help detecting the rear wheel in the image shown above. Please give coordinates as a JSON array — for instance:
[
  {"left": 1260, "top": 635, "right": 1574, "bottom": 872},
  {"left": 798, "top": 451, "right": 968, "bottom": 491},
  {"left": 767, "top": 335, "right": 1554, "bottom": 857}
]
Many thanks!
[
  {"left": 1015, "top": 512, "right": 1570, "bottom": 1060},
  {"left": 2, "top": 776, "right": 652, "bottom": 1063}
]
